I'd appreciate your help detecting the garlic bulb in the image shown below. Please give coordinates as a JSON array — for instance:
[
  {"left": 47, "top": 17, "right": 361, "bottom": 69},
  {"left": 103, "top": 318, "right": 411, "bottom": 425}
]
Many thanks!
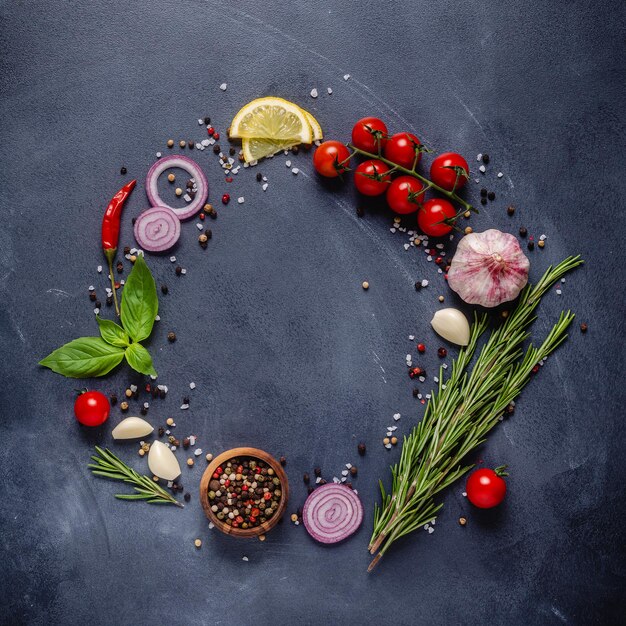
[
  {"left": 431, "top": 308, "right": 470, "bottom": 346},
  {"left": 112, "top": 416, "right": 154, "bottom": 440},
  {"left": 148, "top": 440, "right": 181, "bottom": 480},
  {"left": 447, "top": 229, "right": 530, "bottom": 307}
]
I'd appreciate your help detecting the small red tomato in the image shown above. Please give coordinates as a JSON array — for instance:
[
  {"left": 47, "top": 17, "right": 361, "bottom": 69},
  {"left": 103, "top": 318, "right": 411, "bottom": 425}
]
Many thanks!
[
  {"left": 74, "top": 391, "right": 110, "bottom": 427},
  {"left": 386, "top": 175, "right": 426, "bottom": 214},
  {"left": 430, "top": 152, "right": 469, "bottom": 191},
  {"left": 313, "top": 140, "right": 351, "bottom": 178},
  {"left": 351, "top": 117, "right": 388, "bottom": 153},
  {"left": 466, "top": 466, "right": 508, "bottom": 509},
  {"left": 354, "top": 159, "right": 391, "bottom": 196},
  {"left": 384, "top": 132, "right": 422, "bottom": 169},
  {"left": 417, "top": 198, "right": 456, "bottom": 237}
]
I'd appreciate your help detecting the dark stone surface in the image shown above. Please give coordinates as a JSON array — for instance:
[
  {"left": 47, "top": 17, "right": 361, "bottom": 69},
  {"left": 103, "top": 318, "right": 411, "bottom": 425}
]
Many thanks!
[{"left": 0, "top": 1, "right": 624, "bottom": 624}]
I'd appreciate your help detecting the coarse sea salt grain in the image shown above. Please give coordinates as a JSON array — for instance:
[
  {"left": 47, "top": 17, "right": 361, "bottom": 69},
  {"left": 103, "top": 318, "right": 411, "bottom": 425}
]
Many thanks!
[
  {"left": 189, "top": 382, "right": 196, "bottom": 389},
  {"left": 155, "top": 315, "right": 160, "bottom": 321},
  {"left": 479, "top": 165, "right": 486, "bottom": 173},
  {"left": 327, "top": 87, "right": 333, "bottom": 94},
  {"left": 292, "top": 167, "right": 299, "bottom": 175},
  {"left": 385, "top": 443, "right": 392, "bottom": 449},
  {"left": 196, "top": 223, "right": 203, "bottom": 230},
  {"left": 237, "top": 197, "right": 245, "bottom": 204},
  {"left": 208, "top": 522, "right": 215, "bottom": 530},
  {"left": 180, "top": 269, "right": 186, "bottom": 275},
  {"left": 310, "top": 88, "right": 318, "bottom": 98},
  {"left": 219, "top": 83, "right": 227, "bottom": 91},
  {"left": 393, "top": 413, "right": 401, "bottom": 421},
  {"left": 97, "top": 265, "right": 102, "bottom": 273},
  {"left": 428, "top": 527, "right": 434, "bottom": 534},
  {"left": 476, "top": 153, "right": 482, "bottom": 162},
  {"left": 409, "top": 335, "right": 415, "bottom": 340},
  {"left": 285, "top": 160, "right": 292, "bottom": 167},
  {"left": 194, "top": 448, "right": 202, "bottom": 456},
  {"left": 242, "top": 556, "right": 249, "bottom": 562},
  {"left": 341, "top": 470, "right": 349, "bottom": 476},
  {"left": 170, "top": 256, "right": 176, "bottom": 263},
  {"left": 497, "top": 172, "right": 503, "bottom": 178},
  {"left": 180, "top": 403, "right": 190, "bottom": 410},
  {"left": 421, "top": 279, "right": 429, "bottom": 287},
  {"left": 343, "top": 74, "right": 350, "bottom": 80},
  {"left": 262, "top": 183, "right": 269, "bottom": 191}
]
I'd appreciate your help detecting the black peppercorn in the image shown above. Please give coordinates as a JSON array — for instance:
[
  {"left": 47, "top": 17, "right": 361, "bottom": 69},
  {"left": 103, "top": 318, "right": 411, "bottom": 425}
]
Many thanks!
[
  {"left": 95, "top": 300, "right": 101, "bottom": 309},
  {"left": 209, "top": 209, "right": 217, "bottom": 219},
  {"left": 527, "top": 241, "right": 535, "bottom": 251},
  {"left": 506, "top": 403, "right": 515, "bottom": 416},
  {"left": 480, "top": 198, "right": 487, "bottom": 205},
  {"left": 519, "top": 227, "right": 528, "bottom": 237},
  {"left": 120, "top": 166, "right": 127, "bottom": 175},
  {"left": 116, "top": 262, "right": 123, "bottom": 273},
  {"left": 307, "top": 486, "right": 314, "bottom": 494},
  {"left": 229, "top": 147, "right": 236, "bottom": 156},
  {"left": 213, "top": 144, "right": 221, "bottom": 154},
  {"left": 482, "top": 154, "right": 490, "bottom": 164},
  {"left": 175, "top": 266, "right": 182, "bottom": 275},
  {"left": 580, "top": 323, "right": 588, "bottom": 333},
  {"left": 188, "top": 141, "right": 194, "bottom": 149},
  {"left": 507, "top": 205, "right": 515, "bottom": 216},
  {"left": 205, "top": 229, "right": 212, "bottom": 239},
  {"left": 123, "top": 246, "right": 131, "bottom": 255},
  {"left": 480, "top": 188, "right": 488, "bottom": 197},
  {"left": 487, "top": 191, "right": 495, "bottom": 201},
  {"left": 314, "top": 467, "right": 322, "bottom": 477},
  {"left": 303, "top": 473, "right": 310, "bottom": 484},
  {"left": 438, "top": 347, "right": 447, "bottom": 358},
  {"left": 89, "top": 292, "right": 97, "bottom": 302},
  {"left": 357, "top": 442, "right": 366, "bottom": 456},
  {"left": 349, "top": 466, "right": 358, "bottom": 477},
  {"left": 106, "top": 296, "right": 113, "bottom": 306},
  {"left": 204, "top": 116, "right": 211, "bottom": 125},
  {"left": 161, "top": 284, "right": 168, "bottom": 295},
  {"left": 140, "top": 407, "right": 148, "bottom": 415},
  {"left": 256, "top": 172, "right": 263, "bottom": 182},
  {"left": 412, "top": 388, "right": 419, "bottom": 398},
  {"left": 414, "top": 281, "right": 422, "bottom": 291},
  {"left": 167, "top": 331, "right": 176, "bottom": 342},
  {"left": 356, "top": 206, "right": 365, "bottom": 217},
  {"left": 158, "top": 426, "right": 164, "bottom": 437},
  {"left": 110, "top": 394, "right": 117, "bottom": 406},
  {"left": 279, "top": 456, "right": 286, "bottom": 466},
  {"left": 159, "top": 389, "right": 166, "bottom": 399},
  {"left": 184, "top": 492, "right": 191, "bottom": 502},
  {"left": 291, "top": 145, "right": 300, "bottom": 155},
  {"left": 183, "top": 437, "right": 190, "bottom": 449}
]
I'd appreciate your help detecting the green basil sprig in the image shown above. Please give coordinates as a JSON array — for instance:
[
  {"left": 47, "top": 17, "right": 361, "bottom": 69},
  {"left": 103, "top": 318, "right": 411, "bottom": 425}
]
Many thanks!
[{"left": 39, "top": 255, "right": 158, "bottom": 378}]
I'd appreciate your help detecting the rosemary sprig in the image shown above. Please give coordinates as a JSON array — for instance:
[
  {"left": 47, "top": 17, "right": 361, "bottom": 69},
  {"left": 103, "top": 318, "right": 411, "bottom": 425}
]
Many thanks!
[
  {"left": 88, "top": 446, "right": 183, "bottom": 507},
  {"left": 368, "top": 256, "right": 583, "bottom": 571}
]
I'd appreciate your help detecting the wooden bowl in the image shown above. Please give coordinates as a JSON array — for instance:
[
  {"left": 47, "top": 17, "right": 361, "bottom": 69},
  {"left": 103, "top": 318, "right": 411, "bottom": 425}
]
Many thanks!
[{"left": 199, "top": 447, "right": 289, "bottom": 538}]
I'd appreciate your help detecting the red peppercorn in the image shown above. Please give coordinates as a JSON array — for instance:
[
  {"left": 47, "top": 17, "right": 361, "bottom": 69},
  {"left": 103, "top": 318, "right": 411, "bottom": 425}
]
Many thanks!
[
  {"left": 212, "top": 472, "right": 219, "bottom": 479},
  {"left": 435, "top": 257, "right": 443, "bottom": 265},
  {"left": 232, "top": 521, "right": 239, "bottom": 528},
  {"left": 429, "top": 249, "right": 436, "bottom": 255},
  {"left": 225, "top": 176, "right": 233, "bottom": 183},
  {"left": 263, "top": 492, "right": 272, "bottom": 500},
  {"left": 409, "top": 367, "right": 425, "bottom": 379},
  {"left": 249, "top": 516, "right": 256, "bottom": 523},
  {"left": 236, "top": 515, "right": 244, "bottom": 524},
  {"left": 532, "top": 364, "right": 540, "bottom": 374},
  {"left": 438, "top": 347, "right": 447, "bottom": 358},
  {"left": 199, "top": 212, "right": 205, "bottom": 220},
  {"left": 237, "top": 466, "right": 243, "bottom": 473},
  {"left": 207, "top": 126, "right": 214, "bottom": 136},
  {"left": 216, "top": 467, "right": 223, "bottom": 475},
  {"left": 242, "top": 485, "right": 248, "bottom": 491},
  {"left": 224, "top": 479, "right": 230, "bottom": 487},
  {"left": 251, "top": 507, "right": 260, "bottom": 517},
  {"left": 222, "top": 193, "right": 230, "bottom": 205},
  {"left": 213, "top": 132, "right": 220, "bottom": 140},
  {"left": 417, "top": 343, "right": 426, "bottom": 353}
]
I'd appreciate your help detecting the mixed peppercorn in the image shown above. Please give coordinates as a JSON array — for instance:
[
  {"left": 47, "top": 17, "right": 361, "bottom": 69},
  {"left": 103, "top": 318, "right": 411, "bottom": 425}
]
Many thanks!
[{"left": 208, "top": 457, "right": 283, "bottom": 529}]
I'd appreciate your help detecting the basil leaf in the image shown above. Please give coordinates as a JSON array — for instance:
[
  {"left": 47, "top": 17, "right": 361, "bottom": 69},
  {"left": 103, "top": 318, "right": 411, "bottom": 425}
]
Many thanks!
[
  {"left": 124, "top": 342, "right": 157, "bottom": 377},
  {"left": 120, "top": 255, "right": 158, "bottom": 342},
  {"left": 96, "top": 316, "right": 130, "bottom": 348},
  {"left": 39, "top": 337, "right": 125, "bottom": 378}
]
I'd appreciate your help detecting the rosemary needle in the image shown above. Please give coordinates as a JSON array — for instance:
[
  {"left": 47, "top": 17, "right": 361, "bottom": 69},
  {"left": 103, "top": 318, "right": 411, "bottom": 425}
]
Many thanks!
[
  {"left": 88, "top": 446, "right": 183, "bottom": 507},
  {"left": 368, "top": 256, "right": 583, "bottom": 571}
]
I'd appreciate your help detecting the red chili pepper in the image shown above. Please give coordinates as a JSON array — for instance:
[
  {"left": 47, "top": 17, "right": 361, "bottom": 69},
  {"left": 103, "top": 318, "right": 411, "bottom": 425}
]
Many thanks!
[{"left": 101, "top": 179, "right": 136, "bottom": 315}]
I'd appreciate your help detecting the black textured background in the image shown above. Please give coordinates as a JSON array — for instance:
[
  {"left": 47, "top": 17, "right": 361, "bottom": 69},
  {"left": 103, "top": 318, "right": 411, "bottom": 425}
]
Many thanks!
[{"left": 1, "top": 1, "right": 624, "bottom": 624}]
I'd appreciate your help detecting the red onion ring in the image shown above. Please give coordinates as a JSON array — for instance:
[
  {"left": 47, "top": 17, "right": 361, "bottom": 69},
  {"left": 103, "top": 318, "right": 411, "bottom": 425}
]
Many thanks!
[
  {"left": 145, "top": 155, "right": 208, "bottom": 221},
  {"left": 302, "top": 484, "right": 363, "bottom": 544},
  {"left": 133, "top": 206, "right": 181, "bottom": 252}
]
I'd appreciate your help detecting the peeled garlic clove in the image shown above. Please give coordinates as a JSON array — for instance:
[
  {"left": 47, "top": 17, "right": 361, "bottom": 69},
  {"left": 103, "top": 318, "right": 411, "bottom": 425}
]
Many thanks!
[
  {"left": 431, "top": 308, "right": 470, "bottom": 346},
  {"left": 148, "top": 440, "right": 181, "bottom": 480},
  {"left": 111, "top": 417, "right": 154, "bottom": 440}
]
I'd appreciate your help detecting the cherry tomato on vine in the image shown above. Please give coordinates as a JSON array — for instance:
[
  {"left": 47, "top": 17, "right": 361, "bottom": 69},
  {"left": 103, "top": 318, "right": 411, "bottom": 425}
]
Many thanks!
[
  {"left": 313, "top": 141, "right": 351, "bottom": 178},
  {"left": 386, "top": 176, "right": 426, "bottom": 215},
  {"left": 417, "top": 198, "right": 456, "bottom": 237},
  {"left": 74, "top": 390, "right": 110, "bottom": 427},
  {"left": 466, "top": 466, "right": 508, "bottom": 509},
  {"left": 430, "top": 152, "right": 469, "bottom": 191},
  {"left": 351, "top": 117, "right": 388, "bottom": 153},
  {"left": 384, "top": 132, "right": 423, "bottom": 169},
  {"left": 354, "top": 159, "right": 391, "bottom": 196}
]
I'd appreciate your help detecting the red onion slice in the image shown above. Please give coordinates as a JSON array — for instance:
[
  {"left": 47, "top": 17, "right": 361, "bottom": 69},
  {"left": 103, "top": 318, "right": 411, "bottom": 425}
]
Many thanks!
[
  {"left": 134, "top": 206, "right": 181, "bottom": 252},
  {"left": 302, "top": 484, "right": 363, "bottom": 544},
  {"left": 145, "top": 155, "right": 208, "bottom": 221}
]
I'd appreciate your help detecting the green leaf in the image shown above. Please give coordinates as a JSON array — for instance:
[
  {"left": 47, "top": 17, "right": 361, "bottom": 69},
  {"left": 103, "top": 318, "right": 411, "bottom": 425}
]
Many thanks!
[
  {"left": 39, "top": 337, "right": 125, "bottom": 378},
  {"left": 120, "top": 255, "right": 158, "bottom": 342},
  {"left": 124, "top": 342, "right": 157, "bottom": 376},
  {"left": 96, "top": 316, "right": 130, "bottom": 348}
]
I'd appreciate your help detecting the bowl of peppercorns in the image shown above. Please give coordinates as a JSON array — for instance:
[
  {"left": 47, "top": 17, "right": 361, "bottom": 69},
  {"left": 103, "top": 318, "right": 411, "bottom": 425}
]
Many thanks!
[{"left": 199, "top": 447, "right": 289, "bottom": 537}]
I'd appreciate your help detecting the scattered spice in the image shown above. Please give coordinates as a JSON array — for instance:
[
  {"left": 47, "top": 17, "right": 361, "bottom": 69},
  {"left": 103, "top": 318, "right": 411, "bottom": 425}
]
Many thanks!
[
  {"left": 528, "top": 241, "right": 535, "bottom": 251},
  {"left": 358, "top": 442, "right": 366, "bottom": 456},
  {"left": 167, "top": 331, "right": 177, "bottom": 342},
  {"left": 464, "top": 226, "right": 473, "bottom": 235},
  {"left": 487, "top": 191, "right": 495, "bottom": 201},
  {"left": 362, "top": 281, "right": 369, "bottom": 290},
  {"left": 459, "top": 517, "right": 467, "bottom": 526},
  {"left": 279, "top": 456, "right": 286, "bottom": 466},
  {"left": 438, "top": 347, "right": 447, "bottom": 358},
  {"left": 161, "top": 284, "right": 168, "bottom": 295},
  {"left": 120, "top": 401, "right": 129, "bottom": 412},
  {"left": 519, "top": 227, "right": 527, "bottom": 237},
  {"left": 538, "top": 240, "right": 545, "bottom": 248},
  {"left": 507, "top": 205, "right": 515, "bottom": 216},
  {"left": 580, "top": 323, "right": 588, "bottom": 333},
  {"left": 194, "top": 538, "right": 202, "bottom": 548},
  {"left": 120, "top": 167, "right": 127, "bottom": 175},
  {"left": 350, "top": 466, "right": 358, "bottom": 477}
]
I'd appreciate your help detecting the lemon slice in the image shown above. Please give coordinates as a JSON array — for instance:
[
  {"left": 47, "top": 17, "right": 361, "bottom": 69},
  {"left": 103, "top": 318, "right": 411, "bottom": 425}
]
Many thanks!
[
  {"left": 301, "top": 110, "right": 323, "bottom": 142},
  {"left": 230, "top": 97, "right": 313, "bottom": 143},
  {"left": 242, "top": 137, "right": 299, "bottom": 162}
]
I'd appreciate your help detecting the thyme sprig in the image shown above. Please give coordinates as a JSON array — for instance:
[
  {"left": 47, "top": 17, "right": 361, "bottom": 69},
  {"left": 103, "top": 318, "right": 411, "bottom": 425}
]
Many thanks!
[
  {"left": 368, "top": 256, "right": 583, "bottom": 571},
  {"left": 88, "top": 446, "right": 183, "bottom": 507}
]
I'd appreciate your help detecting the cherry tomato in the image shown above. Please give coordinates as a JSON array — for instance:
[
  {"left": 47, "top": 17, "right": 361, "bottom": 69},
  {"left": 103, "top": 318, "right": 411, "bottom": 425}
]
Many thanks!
[
  {"left": 466, "top": 466, "right": 508, "bottom": 509},
  {"left": 74, "top": 390, "right": 110, "bottom": 427},
  {"left": 417, "top": 198, "right": 456, "bottom": 237},
  {"left": 354, "top": 159, "right": 391, "bottom": 196},
  {"left": 351, "top": 117, "right": 388, "bottom": 153},
  {"left": 384, "top": 132, "right": 422, "bottom": 169},
  {"left": 386, "top": 176, "right": 426, "bottom": 214},
  {"left": 430, "top": 152, "right": 469, "bottom": 191},
  {"left": 313, "top": 141, "right": 351, "bottom": 178}
]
